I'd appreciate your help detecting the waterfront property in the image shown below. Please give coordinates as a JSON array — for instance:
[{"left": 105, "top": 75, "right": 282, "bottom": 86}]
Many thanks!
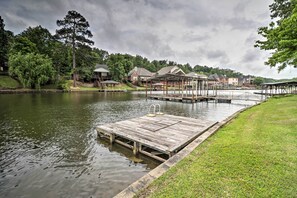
[
  {"left": 146, "top": 71, "right": 215, "bottom": 103},
  {"left": 127, "top": 67, "right": 154, "bottom": 84},
  {"left": 260, "top": 81, "right": 297, "bottom": 96},
  {"left": 96, "top": 114, "right": 217, "bottom": 162}
]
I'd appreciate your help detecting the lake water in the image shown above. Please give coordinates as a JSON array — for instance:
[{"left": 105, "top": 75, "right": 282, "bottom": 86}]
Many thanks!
[{"left": 0, "top": 91, "right": 261, "bottom": 197}]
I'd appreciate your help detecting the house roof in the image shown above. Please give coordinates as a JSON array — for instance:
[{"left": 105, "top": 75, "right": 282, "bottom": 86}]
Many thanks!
[
  {"left": 262, "top": 80, "right": 297, "bottom": 86},
  {"left": 128, "top": 67, "right": 154, "bottom": 77},
  {"left": 208, "top": 74, "right": 219, "bottom": 81},
  {"left": 157, "top": 66, "right": 185, "bottom": 75},
  {"left": 94, "top": 68, "right": 109, "bottom": 73},
  {"left": 94, "top": 64, "right": 109, "bottom": 73}
]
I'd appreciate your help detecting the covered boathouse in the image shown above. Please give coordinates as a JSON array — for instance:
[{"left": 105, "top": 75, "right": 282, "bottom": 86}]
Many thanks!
[
  {"left": 145, "top": 72, "right": 215, "bottom": 103},
  {"left": 261, "top": 81, "right": 297, "bottom": 96}
]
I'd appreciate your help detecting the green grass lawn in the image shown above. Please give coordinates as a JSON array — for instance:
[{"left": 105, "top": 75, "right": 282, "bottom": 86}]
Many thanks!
[
  {"left": 138, "top": 95, "right": 297, "bottom": 197},
  {"left": 0, "top": 75, "right": 20, "bottom": 89}
]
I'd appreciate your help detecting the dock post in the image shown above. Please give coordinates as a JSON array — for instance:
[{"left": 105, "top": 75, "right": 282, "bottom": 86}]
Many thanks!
[
  {"left": 133, "top": 142, "right": 140, "bottom": 155},
  {"left": 110, "top": 134, "right": 115, "bottom": 144}
]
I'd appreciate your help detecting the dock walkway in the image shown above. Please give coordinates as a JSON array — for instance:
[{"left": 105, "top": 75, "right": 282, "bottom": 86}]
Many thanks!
[{"left": 96, "top": 114, "right": 217, "bottom": 161}]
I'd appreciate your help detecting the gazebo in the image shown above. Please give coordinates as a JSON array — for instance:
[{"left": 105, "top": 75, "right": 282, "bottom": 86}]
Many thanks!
[{"left": 101, "top": 80, "right": 119, "bottom": 89}]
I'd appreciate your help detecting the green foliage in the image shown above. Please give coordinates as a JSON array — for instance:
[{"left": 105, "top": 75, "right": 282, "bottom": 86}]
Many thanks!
[
  {"left": 93, "top": 48, "right": 109, "bottom": 64},
  {"left": 51, "top": 41, "right": 72, "bottom": 76},
  {"left": 107, "top": 53, "right": 132, "bottom": 82},
  {"left": 253, "top": 77, "right": 264, "bottom": 86},
  {"left": 56, "top": 10, "right": 94, "bottom": 86},
  {"left": 256, "top": 0, "right": 297, "bottom": 71},
  {"left": 10, "top": 36, "right": 38, "bottom": 54},
  {"left": 269, "top": 0, "right": 293, "bottom": 20},
  {"left": 8, "top": 52, "right": 55, "bottom": 89},
  {"left": 56, "top": 10, "right": 94, "bottom": 47},
  {"left": 19, "top": 25, "right": 54, "bottom": 56},
  {"left": 193, "top": 65, "right": 243, "bottom": 77},
  {"left": 0, "top": 16, "right": 9, "bottom": 69},
  {"left": 76, "top": 45, "right": 99, "bottom": 81},
  {"left": 57, "top": 79, "right": 72, "bottom": 90},
  {"left": 0, "top": 75, "right": 20, "bottom": 89},
  {"left": 180, "top": 63, "right": 193, "bottom": 73}
]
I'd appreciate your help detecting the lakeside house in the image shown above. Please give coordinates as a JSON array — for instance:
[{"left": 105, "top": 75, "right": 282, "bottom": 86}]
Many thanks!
[
  {"left": 93, "top": 64, "right": 111, "bottom": 87},
  {"left": 228, "top": 77, "right": 239, "bottom": 86},
  {"left": 208, "top": 74, "right": 219, "bottom": 87},
  {"left": 238, "top": 76, "right": 254, "bottom": 86},
  {"left": 128, "top": 67, "right": 154, "bottom": 84}
]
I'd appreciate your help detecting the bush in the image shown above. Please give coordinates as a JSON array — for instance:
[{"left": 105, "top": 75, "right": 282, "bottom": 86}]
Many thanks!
[{"left": 9, "top": 52, "right": 55, "bottom": 89}]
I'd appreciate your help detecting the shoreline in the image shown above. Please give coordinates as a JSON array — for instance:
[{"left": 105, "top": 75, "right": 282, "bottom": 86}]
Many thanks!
[{"left": 0, "top": 87, "right": 260, "bottom": 94}]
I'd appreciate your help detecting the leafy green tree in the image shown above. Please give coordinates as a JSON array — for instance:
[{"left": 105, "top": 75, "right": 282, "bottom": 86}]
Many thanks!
[
  {"left": 255, "top": 0, "right": 297, "bottom": 72},
  {"left": 253, "top": 77, "right": 264, "bottom": 86},
  {"left": 9, "top": 52, "right": 55, "bottom": 89},
  {"left": 19, "top": 25, "right": 54, "bottom": 56},
  {"left": 93, "top": 48, "right": 109, "bottom": 64},
  {"left": 269, "top": 0, "right": 293, "bottom": 21},
  {"left": 180, "top": 63, "right": 192, "bottom": 73},
  {"left": 0, "top": 16, "right": 11, "bottom": 70},
  {"left": 51, "top": 41, "right": 72, "bottom": 78},
  {"left": 107, "top": 54, "right": 129, "bottom": 82},
  {"left": 10, "top": 36, "right": 38, "bottom": 54},
  {"left": 76, "top": 45, "right": 99, "bottom": 81},
  {"left": 56, "top": 10, "right": 94, "bottom": 87}
]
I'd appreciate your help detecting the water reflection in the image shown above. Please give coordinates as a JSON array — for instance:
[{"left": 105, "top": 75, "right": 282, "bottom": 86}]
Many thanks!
[{"left": 0, "top": 91, "right": 249, "bottom": 197}]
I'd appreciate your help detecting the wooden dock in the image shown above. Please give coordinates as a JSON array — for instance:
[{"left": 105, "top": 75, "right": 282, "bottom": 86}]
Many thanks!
[
  {"left": 148, "top": 95, "right": 216, "bottom": 103},
  {"left": 96, "top": 114, "right": 217, "bottom": 162},
  {"left": 98, "top": 89, "right": 127, "bottom": 92}
]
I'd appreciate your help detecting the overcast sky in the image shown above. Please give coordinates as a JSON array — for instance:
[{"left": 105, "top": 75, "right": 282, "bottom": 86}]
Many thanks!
[{"left": 0, "top": 0, "right": 296, "bottom": 79}]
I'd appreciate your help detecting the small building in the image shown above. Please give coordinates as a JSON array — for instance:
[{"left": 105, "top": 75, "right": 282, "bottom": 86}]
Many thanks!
[
  {"left": 128, "top": 67, "right": 154, "bottom": 84},
  {"left": 94, "top": 64, "right": 111, "bottom": 87},
  {"left": 228, "top": 77, "right": 239, "bottom": 86}
]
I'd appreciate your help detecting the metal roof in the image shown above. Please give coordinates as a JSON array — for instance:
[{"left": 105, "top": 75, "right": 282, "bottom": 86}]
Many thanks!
[
  {"left": 147, "top": 73, "right": 207, "bottom": 82},
  {"left": 262, "top": 81, "right": 297, "bottom": 86},
  {"left": 94, "top": 68, "right": 109, "bottom": 73}
]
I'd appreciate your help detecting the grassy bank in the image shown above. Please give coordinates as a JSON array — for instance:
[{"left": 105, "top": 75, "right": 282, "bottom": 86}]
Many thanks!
[
  {"left": 0, "top": 75, "right": 20, "bottom": 89},
  {"left": 138, "top": 95, "right": 297, "bottom": 197}
]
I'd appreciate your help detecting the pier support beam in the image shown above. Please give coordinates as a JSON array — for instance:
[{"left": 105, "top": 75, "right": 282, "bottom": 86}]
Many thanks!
[
  {"left": 110, "top": 134, "right": 115, "bottom": 144},
  {"left": 133, "top": 142, "right": 140, "bottom": 155}
]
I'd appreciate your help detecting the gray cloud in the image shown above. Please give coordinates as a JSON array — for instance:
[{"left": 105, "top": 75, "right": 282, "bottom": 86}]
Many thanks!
[
  {"left": 241, "top": 50, "right": 261, "bottom": 63},
  {"left": 206, "top": 50, "right": 230, "bottom": 65},
  {"left": 227, "top": 17, "right": 259, "bottom": 30}
]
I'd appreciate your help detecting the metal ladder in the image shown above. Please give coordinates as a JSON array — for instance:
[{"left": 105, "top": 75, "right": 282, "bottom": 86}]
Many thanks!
[{"left": 147, "top": 104, "right": 164, "bottom": 117}]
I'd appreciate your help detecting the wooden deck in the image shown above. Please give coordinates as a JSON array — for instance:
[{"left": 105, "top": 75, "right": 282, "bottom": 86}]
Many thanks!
[
  {"left": 96, "top": 114, "right": 217, "bottom": 162},
  {"left": 148, "top": 95, "right": 216, "bottom": 103}
]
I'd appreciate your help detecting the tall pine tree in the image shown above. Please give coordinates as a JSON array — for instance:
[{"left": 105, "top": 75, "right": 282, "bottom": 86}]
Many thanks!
[{"left": 56, "top": 10, "right": 94, "bottom": 87}]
